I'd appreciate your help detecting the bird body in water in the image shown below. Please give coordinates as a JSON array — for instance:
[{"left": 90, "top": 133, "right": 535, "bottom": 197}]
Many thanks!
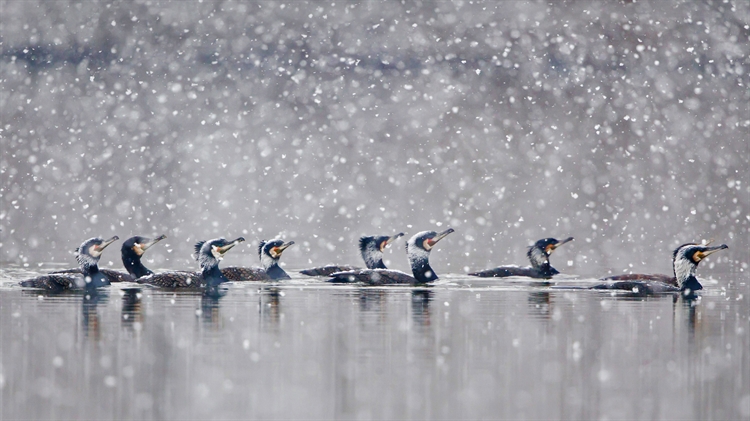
[
  {"left": 20, "top": 236, "right": 119, "bottom": 291},
  {"left": 51, "top": 235, "right": 167, "bottom": 282},
  {"left": 221, "top": 239, "right": 295, "bottom": 281},
  {"left": 138, "top": 237, "right": 245, "bottom": 289},
  {"left": 328, "top": 228, "right": 454, "bottom": 285},
  {"left": 300, "top": 233, "right": 404, "bottom": 276},
  {"left": 592, "top": 242, "right": 728, "bottom": 295},
  {"left": 469, "top": 237, "right": 573, "bottom": 279}
]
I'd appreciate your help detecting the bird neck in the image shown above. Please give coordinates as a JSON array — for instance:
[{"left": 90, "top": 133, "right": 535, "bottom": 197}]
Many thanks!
[
  {"left": 409, "top": 249, "right": 437, "bottom": 283},
  {"left": 528, "top": 247, "right": 549, "bottom": 270},
  {"left": 261, "top": 253, "right": 279, "bottom": 271},
  {"left": 537, "top": 263, "right": 559, "bottom": 278},
  {"left": 265, "top": 264, "right": 290, "bottom": 280},
  {"left": 362, "top": 247, "right": 386, "bottom": 269},
  {"left": 82, "top": 264, "right": 110, "bottom": 288},
  {"left": 202, "top": 264, "right": 227, "bottom": 287},
  {"left": 123, "top": 253, "right": 153, "bottom": 278},
  {"left": 673, "top": 257, "right": 699, "bottom": 291},
  {"left": 680, "top": 276, "right": 703, "bottom": 293}
]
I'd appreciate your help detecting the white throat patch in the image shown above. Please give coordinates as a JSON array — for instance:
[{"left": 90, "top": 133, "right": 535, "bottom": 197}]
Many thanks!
[
  {"left": 528, "top": 246, "right": 548, "bottom": 269},
  {"left": 260, "top": 249, "right": 278, "bottom": 270},
  {"left": 673, "top": 253, "right": 696, "bottom": 288}
]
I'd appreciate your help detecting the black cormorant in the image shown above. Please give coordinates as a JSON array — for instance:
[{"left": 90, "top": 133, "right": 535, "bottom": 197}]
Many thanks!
[
  {"left": 20, "top": 236, "right": 119, "bottom": 291},
  {"left": 52, "top": 235, "right": 166, "bottom": 282},
  {"left": 328, "top": 228, "right": 454, "bottom": 285},
  {"left": 469, "top": 237, "right": 573, "bottom": 279},
  {"left": 592, "top": 242, "right": 728, "bottom": 294},
  {"left": 221, "top": 239, "right": 295, "bottom": 281},
  {"left": 137, "top": 237, "right": 245, "bottom": 289},
  {"left": 300, "top": 232, "right": 404, "bottom": 276}
]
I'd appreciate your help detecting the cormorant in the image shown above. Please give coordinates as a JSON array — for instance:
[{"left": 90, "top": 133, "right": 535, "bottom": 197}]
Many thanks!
[
  {"left": 469, "top": 237, "right": 574, "bottom": 279},
  {"left": 20, "top": 236, "right": 120, "bottom": 291},
  {"left": 328, "top": 228, "right": 454, "bottom": 285},
  {"left": 52, "top": 235, "right": 167, "bottom": 282},
  {"left": 137, "top": 237, "right": 245, "bottom": 289},
  {"left": 592, "top": 242, "right": 728, "bottom": 294},
  {"left": 300, "top": 232, "right": 404, "bottom": 276},
  {"left": 221, "top": 239, "right": 295, "bottom": 281}
]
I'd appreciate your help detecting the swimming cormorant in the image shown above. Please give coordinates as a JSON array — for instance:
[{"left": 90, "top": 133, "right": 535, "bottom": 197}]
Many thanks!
[
  {"left": 592, "top": 242, "right": 728, "bottom": 294},
  {"left": 137, "top": 237, "right": 245, "bottom": 289},
  {"left": 20, "top": 236, "right": 120, "bottom": 291},
  {"left": 221, "top": 239, "right": 295, "bottom": 281},
  {"left": 468, "top": 237, "right": 573, "bottom": 279},
  {"left": 328, "top": 228, "right": 454, "bottom": 285},
  {"left": 52, "top": 235, "right": 167, "bottom": 282},
  {"left": 300, "top": 233, "right": 404, "bottom": 276}
]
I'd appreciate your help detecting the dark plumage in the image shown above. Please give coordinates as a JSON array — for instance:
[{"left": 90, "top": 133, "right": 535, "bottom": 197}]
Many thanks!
[
  {"left": 20, "top": 236, "right": 119, "bottom": 291},
  {"left": 300, "top": 233, "right": 404, "bottom": 276},
  {"left": 592, "top": 243, "right": 728, "bottom": 294},
  {"left": 138, "top": 237, "right": 245, "bottom": 289},
  {"left": 329, "top": 228, "right": 454, "bottom": 286},
  {"left": 51, "top": 235, "right": 167, "bottom": 282},
  {"left": 469, "top": 237, "right": 573, "bottom": 279},
  {"left": 221, "top": 239, "right": 294, "bottom": 281}
]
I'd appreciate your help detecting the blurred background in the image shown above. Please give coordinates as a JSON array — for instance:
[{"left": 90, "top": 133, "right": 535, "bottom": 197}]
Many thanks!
[{"left": 1, "top": 0, "right": 748, "bottom": 277}]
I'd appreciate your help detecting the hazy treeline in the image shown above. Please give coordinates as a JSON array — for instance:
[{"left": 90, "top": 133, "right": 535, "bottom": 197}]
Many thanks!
[{"left": 1, "top": 0, "right": 748, "bottom": 275}]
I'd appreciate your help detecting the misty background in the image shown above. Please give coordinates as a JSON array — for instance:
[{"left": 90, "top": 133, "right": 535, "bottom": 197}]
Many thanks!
[{"left": 1, "top": 0, "right": 748, "bottom": 277}]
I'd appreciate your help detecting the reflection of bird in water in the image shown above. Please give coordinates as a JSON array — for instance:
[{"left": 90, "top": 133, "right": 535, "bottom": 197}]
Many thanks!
[
  {"left": 593, "top": 243, "right": 728, "bottom": 295},
  {"left": 200, "top": 292, "right": 224, "bottom": 328},
  {"left": 259, "top": 287, "right": 282, "bottom": 326},
  {"left": 300, "top": 233, "right": 404, "bottom": 276},
  {"left": 328, "top": 229, "right": 454, "bottom": 285},
  {"left": 138, "top": 237, "right": 245, "bottom": 289},
  {"left": 81, "top": 290, "right": 109, "bottom": 340},
  {"left": 20, "top": 236, "right": 119, "bottom": 291},
  {"left": 52, "top": 235, "right": 167, "bottom": 283},
  {"left": 357, "top": 289, "right": 387, "bottom": 313},
  {"left": 121, "top": 288, "right": 144, "bottom": 330},
  {"left": 221, "top": 239, "right": 295, "bottom": 281},
  {"left": 411, "top": 289, "right": 433, "bottom": 327},
  {"left": 672, "top": 293, "right": 702, "bottom": 344},
  {"left": 469, "top": 237, "right": 573, "bottom": 279},
  {"left": 527, "top": 291, "right": 552, "bottom": 318}
]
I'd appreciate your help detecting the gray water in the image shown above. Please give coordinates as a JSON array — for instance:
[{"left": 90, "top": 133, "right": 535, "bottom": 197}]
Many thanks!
[{"left": 1, "top": 267, "right": 748, "bottom": 420}]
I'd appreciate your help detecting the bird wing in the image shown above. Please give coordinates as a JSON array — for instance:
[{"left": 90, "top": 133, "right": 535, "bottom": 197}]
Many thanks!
[
  {"left": 468, "top": 266, "right": 540, "bottom": 278},
  {"left": 221, "top": 267, "right": 271, "bottom": 282},
  {"left": 328, "top": 269, "right": 416, "bottom": 285},
  {"left": 590, "top": 280, "right": 680, "bottom": 294},
  {"left": 300, "top": 265, "right": 360, "bottom": 277},
  {"left": 600, "top": 273, "right": 677, "bottom": 287},
  {"left": 99, "top": 269, "right": 135, "bottom": 283},
  {"left": 137, "top": 271, "right": 203, "bottom": 289},
  {"left": 20, "top": 274, "right": 81, "bottom": 291},
  {"left": 50, "top": 267, "right": 135, "bottom": 283}
]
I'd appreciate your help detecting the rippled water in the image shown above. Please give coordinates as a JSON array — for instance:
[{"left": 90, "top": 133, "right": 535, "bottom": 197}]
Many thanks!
[{"left": 1, "top": 267, "right": 748, "bottom": 420}]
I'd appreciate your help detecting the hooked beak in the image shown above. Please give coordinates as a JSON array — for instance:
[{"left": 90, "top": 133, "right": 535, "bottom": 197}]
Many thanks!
[
  {"left": 427, "top": 228, "right": 454, "bottom": 247},
  {"left": 98, "top": 236, "right": 119, "bottom": 251},
  {"left": 216, "top": 237, "right": 246, "bottom": 255},
  {"left": 388, "top": 232, "right": 405, "bottom": 244},
  {"left": 90, "top": 235, "right": 119, "bottom": 257},
  {"left": 276, "top": 241, "right": 295, "bottom": 254},
  {"left": 137, "top": 234, "right": 167, "bottom": 253},
  {"left": 551, "top": 237, "right": 574, "bottom": 252},
  {"left": 696, "top": 244, "right": 728, "bottom": 259},
  {"left": 381, "top": 233, "right": 405, "bottom": 251}
]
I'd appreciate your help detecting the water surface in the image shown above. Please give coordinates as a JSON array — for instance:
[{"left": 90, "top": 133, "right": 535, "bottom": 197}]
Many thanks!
[{"left": 1, "top": 268, "right": 748, "bottom": 420}]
